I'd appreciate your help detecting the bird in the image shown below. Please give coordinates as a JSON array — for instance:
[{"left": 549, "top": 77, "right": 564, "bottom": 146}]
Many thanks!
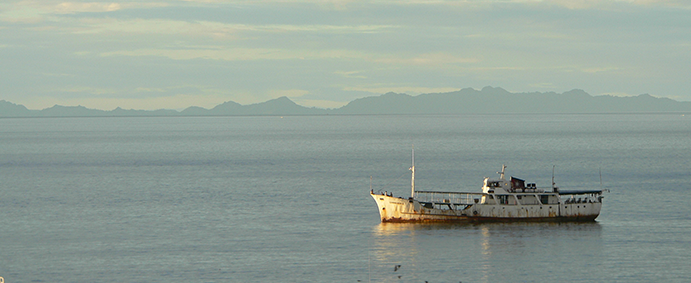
[{"left": 394, "top": 264, "right": 401, "bottom": 271}]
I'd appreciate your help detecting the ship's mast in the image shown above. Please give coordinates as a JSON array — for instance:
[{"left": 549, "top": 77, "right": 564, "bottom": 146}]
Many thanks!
[
  {"left": 498, "top": 164, "right": 507, "bottom": 180},
  {"left": 410, "top": 146, "right": 415, "bottom": 198},
  {"left": 552, "top": 165, "right": 559, "bottom": 193}
]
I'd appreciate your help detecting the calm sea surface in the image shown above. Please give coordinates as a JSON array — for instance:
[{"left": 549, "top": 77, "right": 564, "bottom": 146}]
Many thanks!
[{"left": 1, "top": 114, "right": 690, "bottom": 282}]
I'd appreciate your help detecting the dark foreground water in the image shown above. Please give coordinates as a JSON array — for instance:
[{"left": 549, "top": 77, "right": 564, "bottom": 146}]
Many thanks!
[{"left": 1, "top": 114, "right": 690, "bottom": 282}]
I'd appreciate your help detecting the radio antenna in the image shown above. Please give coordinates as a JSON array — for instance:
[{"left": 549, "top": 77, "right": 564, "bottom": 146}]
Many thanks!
[
  {"left": 599, "top": 167, "right": 603, "bottom": 191},
  {"left": 370, "top": 176, "right": 373, "bottom": 193},
  {"left": 410, "top": 145, "right": 415, "bottom": 198},
  {"left": 552, "top": 165, "right": 559, "bottom": 193}
]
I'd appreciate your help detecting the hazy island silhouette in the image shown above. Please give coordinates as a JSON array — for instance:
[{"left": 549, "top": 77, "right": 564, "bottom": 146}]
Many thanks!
[{"left": 2, "top": 86, "right": 690, "bottom": 117}]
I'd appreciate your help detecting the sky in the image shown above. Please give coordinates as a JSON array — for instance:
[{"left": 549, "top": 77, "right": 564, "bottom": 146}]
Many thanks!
[{"left": 1, "top": 0, "right": 690, "bottom": 110}]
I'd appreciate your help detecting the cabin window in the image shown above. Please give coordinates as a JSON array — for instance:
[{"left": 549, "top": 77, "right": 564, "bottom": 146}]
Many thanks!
[
  {"left": 498, "top": 195, "right": 511, "bottom": 205},
  {"left": 540, "top": 195, "right": 550, "bottom": 205}
]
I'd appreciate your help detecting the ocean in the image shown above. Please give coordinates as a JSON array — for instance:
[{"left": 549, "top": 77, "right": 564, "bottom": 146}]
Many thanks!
[{"left": 1, "top": 114, "right": 689, "bottom": 282}]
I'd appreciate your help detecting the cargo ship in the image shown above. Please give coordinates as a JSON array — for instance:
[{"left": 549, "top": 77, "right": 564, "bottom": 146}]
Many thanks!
[{"left": 370, "top": 151, "right": 605, "bottom": 223}]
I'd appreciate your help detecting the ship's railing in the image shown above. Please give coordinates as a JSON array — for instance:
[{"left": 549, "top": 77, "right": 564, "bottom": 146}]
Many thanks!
[{"left": 414, "top": 190, "right": 484, "bottom": 206}]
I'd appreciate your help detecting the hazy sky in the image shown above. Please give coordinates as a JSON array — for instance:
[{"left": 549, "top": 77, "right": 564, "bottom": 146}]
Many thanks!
[{"left": 1, "top": 0, "right": 690, "bottom": 110}]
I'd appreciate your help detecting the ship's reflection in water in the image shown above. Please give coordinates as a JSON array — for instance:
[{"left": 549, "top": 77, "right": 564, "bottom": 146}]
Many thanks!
[
  {"left": 370, "top": 222, "right": 603, "bottom": 283},
  {"left": 480, "top": 225, "right": 491, "bottom": 283}
]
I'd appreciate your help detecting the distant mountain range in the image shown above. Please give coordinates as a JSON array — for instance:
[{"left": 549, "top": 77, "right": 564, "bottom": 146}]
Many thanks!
[{"left": 2, "top": 87, "right": 690, "bottom": 117}]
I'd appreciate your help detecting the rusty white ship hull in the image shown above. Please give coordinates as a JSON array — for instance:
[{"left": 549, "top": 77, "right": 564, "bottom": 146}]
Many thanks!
[
  {"left": 370, "top": 191, "right": 603, "bottom": 223},
  {"left": 371, "top": 155, "right": 605, "bottom": 223}
]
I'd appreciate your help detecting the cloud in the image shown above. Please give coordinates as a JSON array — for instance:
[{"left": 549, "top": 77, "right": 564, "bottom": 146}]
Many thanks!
[
  {"left": 254, "top": 24, "right": 396, "bottom": 34},
  {"left": 180, "top": 0, "right": 365, "bottom": 10},
  {"left": 2, "top": 0, "right": 687, "bottom": 26},
  {"left": 374, "top": 53, "right": 480, "bottom": 67},
  {"left": 0, "top": 2, "right": 45, "bottom": 23},
  {"left": 99, "top": 46, "right": 476, "bottom": 75},
  {"left": 529, "top": 82, "right": 556, "bottom": 89},
  {"left": 0, "top": 1, "right": 168, "bottom": 23},
  {"left": 537, "top": 0, "right": 691, "bottom": 9},
  {"left": 54, "top": 2, "right": 123, "bottom": 14},
  {"left": 343, "top": 86, "right": 460, "bottom": 95},
  {"left": 469, "top": 66, "right": 526, "bottom": 71},
  {"left": 54, "top": 86, "right": 118, "bottom": 95},
  {"left": 176, "top": 0, "right": 691, "bottom": 9},
  {"left": 73, "top": 18, "right": 212, "bottom": 35},
  {"left": 134, "top": 87, "right": 167, "bottom": 93},
  {"left": 580, "top": 66, "right": 622, "bottom": 73},
  {"left": 334, "top": 70, "right": 367, "bottom": 79},
  {"left": 100, "top": 47, "right": 368, "bottom": 61},
  {"left": 69, "top": 17, "right": 395, "bottom": 37},
  {"left": 180, "top": 0, "right": 225, "bottom": 3}
]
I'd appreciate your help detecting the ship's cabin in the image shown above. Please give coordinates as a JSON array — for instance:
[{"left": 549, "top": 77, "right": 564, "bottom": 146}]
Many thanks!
[
  {"left": 480, "top": 165, "right": 558, "bottom": 205},
  {"left": 482, "top": 177, "right": 509, "bottom": 194},
  {"left": 482, "top": 176, "right": 543, "bottom": 193},
  {"left": 482, "top": 176, "right": 553, "bottom": 204}
]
